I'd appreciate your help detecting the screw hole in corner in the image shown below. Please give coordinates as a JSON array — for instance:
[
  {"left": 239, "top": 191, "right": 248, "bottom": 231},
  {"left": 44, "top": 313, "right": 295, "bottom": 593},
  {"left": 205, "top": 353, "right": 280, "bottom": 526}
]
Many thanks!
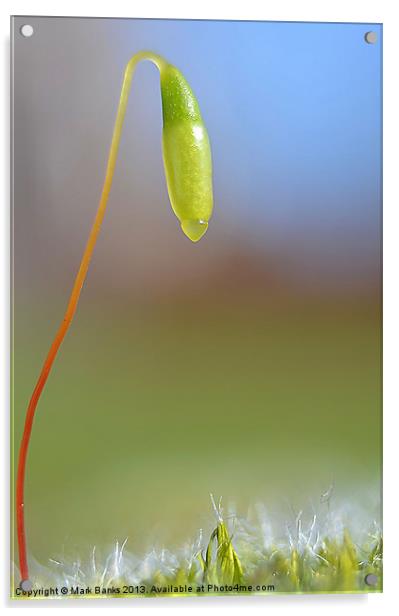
[
  {"left": 364, "top": 573, "right": 378, "bottom": 586},
  {"left": 20, "top": 24, "right": 34, "bottom": 38},
  {"left": 20, "top": 579, "right": 33, "bottom": 592},
  {"left": 364, "top": 31, "right": 377, "bottom": 44}
]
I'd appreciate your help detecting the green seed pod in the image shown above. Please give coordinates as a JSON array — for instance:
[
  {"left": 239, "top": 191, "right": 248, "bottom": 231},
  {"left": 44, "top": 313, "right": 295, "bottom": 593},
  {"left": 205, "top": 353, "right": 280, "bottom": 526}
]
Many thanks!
[{"left": 160, "top": 64, "right": 213, "bottom": 242}]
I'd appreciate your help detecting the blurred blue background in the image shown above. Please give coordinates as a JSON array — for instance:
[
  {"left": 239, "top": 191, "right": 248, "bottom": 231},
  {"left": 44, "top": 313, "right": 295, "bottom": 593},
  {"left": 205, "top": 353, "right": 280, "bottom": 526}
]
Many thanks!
[{"left": 110, "top": 19, "right": 382, "bottom": 289}]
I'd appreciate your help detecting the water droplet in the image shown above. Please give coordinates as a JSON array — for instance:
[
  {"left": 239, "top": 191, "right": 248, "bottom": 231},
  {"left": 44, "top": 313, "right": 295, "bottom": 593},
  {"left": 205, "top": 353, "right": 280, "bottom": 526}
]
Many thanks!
[{"left": 181, "top": 219, "right": 208, "bottom": 242}]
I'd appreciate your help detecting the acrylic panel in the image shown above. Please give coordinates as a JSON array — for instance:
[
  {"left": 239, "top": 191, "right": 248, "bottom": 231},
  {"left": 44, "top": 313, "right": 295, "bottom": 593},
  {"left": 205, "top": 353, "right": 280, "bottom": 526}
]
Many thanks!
[{"left": 11, "top": 16, "right": 382, "bottom": 599}]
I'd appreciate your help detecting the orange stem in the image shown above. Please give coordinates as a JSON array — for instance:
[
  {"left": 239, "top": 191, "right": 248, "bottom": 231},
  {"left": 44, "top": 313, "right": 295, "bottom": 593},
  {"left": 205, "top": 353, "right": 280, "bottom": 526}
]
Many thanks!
[{"left": 16, "top": 51, "right": 166, "bottom": 583}]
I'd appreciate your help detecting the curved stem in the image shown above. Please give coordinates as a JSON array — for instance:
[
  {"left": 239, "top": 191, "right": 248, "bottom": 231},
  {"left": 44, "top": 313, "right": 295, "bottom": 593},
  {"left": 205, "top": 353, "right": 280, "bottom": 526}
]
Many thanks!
[{"left": 16, "top": 50, "right": 167, "bottom": 584}]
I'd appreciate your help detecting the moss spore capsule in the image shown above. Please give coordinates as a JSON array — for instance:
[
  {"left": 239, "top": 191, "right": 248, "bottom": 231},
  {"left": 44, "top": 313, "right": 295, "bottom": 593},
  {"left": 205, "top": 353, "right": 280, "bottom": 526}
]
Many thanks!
[{"left": 160, "top": 64, "right": 213, "bottom": 242}]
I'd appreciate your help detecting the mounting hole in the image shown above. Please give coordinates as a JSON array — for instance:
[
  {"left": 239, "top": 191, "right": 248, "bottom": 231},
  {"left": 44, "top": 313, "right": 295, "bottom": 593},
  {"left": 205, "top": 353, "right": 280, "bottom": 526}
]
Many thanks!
[
  {"left": 20, "top": 24, "right": 34, "bottom": 38},
  {"left": 364, "top": 31, "right": 377, "bottom": 44},
  {"left": 364, "top": 573, "right": 378, "bottom": 586},
  {"left": 20, "top": 579, "right": 32, "bottom": 592}
]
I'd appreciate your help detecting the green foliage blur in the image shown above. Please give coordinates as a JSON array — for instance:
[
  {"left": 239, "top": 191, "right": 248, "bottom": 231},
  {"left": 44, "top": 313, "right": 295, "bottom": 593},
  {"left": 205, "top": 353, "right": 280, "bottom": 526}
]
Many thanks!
[{"left": 12, "top": 288, "right": 381, "bottom": 564}]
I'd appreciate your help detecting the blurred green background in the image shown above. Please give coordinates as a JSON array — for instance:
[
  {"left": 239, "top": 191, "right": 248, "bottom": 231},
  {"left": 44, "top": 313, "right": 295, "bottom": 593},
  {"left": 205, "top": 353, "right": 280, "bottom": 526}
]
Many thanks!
[
  {"left": 12, "top": 17, "right": 381, "bottom": 564},
  {"left": 13, "top": 287, "right": 381, "bottom": 561}
]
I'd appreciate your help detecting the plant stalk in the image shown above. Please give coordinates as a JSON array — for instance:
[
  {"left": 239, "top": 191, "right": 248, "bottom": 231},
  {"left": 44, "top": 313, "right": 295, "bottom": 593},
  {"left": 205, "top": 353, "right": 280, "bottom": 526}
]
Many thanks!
[{"left": 16, "top": 51, "right": 166, "bottom": 585}]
